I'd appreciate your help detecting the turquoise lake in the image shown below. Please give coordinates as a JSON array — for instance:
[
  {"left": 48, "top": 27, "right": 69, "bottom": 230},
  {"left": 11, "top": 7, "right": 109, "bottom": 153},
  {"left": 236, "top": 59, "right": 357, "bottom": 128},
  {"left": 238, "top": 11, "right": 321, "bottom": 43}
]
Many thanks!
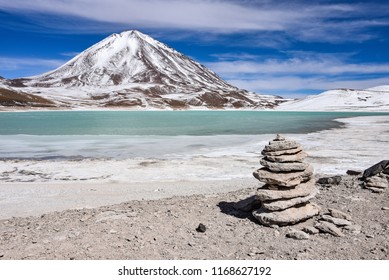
[
  {"left": 0, "top": 111, "right": 388, "bottom": 159},
  {"left": 1, "top": 111, "right": 388, "bottom": 136}
]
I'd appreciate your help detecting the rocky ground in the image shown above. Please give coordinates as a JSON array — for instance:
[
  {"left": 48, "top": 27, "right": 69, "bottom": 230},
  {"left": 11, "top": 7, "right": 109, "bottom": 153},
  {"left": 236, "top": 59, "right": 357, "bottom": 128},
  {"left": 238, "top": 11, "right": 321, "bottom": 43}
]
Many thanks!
[{"left": 0, "top": 174, "right": 388, "bottom": 260}]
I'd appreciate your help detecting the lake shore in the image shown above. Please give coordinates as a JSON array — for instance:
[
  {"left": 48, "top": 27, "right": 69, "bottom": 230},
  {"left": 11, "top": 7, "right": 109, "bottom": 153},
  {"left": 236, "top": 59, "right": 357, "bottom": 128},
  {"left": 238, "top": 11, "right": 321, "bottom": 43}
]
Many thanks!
[
  {"left": 0, "top": 115, "right": 388, "bottom": 260},
  {"left": 0, "top": 115, "right": 388, "bottom": 219}
]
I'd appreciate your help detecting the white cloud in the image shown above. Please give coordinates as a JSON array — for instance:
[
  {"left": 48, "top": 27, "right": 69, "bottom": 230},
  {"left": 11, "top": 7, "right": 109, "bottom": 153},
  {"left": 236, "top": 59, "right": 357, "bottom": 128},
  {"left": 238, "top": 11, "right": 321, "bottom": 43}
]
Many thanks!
[
  {"left": 229, "top": 76, "right": 389, "bottom": 92},
  {"left": 0, "top": 0, "right": 304, "bottom": 31},
  {"left": 60, "top": 52, "right": 80, "bottom": 57},
  {"left": 0, "top": 57, "right": 65, "bottom": 71},
  {"left": 207, "top": 57, "right": 389, "bottom": 76},
  {"left": 204, "top": 52, "right": 389, "bottom": 97},
  {"left": 0, "top": 0, "right": 388, "bottom": 42},
  {"left": 227, "top": 76, "right": 389, "bottom": 98}
]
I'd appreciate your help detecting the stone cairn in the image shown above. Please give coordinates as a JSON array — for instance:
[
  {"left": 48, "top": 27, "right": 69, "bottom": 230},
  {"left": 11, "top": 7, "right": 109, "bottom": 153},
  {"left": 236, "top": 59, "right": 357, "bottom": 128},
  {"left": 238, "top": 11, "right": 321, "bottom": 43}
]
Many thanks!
[{"left": 252, "top": 134, "right": 320, "bottom": 226}]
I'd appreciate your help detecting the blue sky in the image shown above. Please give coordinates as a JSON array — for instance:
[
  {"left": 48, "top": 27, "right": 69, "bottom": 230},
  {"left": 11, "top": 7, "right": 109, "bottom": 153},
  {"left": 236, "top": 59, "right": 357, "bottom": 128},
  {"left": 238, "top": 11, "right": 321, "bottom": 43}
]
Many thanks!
[{"left": 1, "top": 0, "right": 389, "bottom": 97}]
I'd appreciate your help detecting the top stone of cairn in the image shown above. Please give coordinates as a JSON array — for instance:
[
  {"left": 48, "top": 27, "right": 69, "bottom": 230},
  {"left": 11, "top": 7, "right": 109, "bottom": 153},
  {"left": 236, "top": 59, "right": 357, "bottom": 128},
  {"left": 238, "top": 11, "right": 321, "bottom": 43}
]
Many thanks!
[{"left": 262, "top": 134, "right": 302, "bottom": 153}]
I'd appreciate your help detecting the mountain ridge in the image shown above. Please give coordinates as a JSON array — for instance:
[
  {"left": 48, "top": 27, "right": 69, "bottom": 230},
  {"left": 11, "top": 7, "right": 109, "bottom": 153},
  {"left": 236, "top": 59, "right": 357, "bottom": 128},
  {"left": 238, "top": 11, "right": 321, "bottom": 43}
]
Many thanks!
[{"left": 278, "top": 87, "right": 389, "bottom": 111}]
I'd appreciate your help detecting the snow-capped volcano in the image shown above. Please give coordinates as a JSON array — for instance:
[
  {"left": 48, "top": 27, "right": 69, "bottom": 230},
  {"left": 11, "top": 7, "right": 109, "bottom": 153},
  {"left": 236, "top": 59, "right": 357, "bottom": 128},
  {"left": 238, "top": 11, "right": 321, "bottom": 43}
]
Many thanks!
[
  {"left": 1, "top": 30, "right": 283, "bottom": 109},
  {"left": 28, "top": 30, "right": 234, "bottom": 89}
]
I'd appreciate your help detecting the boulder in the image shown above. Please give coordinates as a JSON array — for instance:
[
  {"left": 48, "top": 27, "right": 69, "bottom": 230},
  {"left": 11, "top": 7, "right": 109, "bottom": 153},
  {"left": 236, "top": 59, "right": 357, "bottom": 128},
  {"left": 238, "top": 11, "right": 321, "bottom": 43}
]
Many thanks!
[
  {"left": 252, "top": 203, "right": 320, "bottom": 226},
  {"left": 253, "top": 165, "right": 313, "bottom": 187},
  {"left": 362, "top": 160, "right": 389, "bottom": 178}
]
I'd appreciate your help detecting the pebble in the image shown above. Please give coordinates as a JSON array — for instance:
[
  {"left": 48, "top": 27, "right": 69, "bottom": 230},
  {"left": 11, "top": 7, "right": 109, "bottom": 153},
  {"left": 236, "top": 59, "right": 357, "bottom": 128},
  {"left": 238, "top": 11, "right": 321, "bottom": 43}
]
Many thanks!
[
  {"left": 346, "top": 170, "right": 362, "bottom": 176},
  {"left": 0, "top": 253, "right": 4, "bottom": 258},
  {"left": 328, "top": 208, "right": 353, "bottom": 221},
  {"left": 286, "top": 229, "right": 310, "bottom": 240},
  {"left": 302, "top": 226, "right": 319, "bottom": 235},
  {"left": 196, "top": 223, "right": 206, "bottom": 233},
  {"left": 249, "top": 247, "right": 264, "bottom": 254},
  {"left": 343, "top": 224, "right": 362, "bottom": 234},
  {"left": 248, "top": 250, "right": 265, "bottom": 257},
  {"left": 247, "top": 249, "right": 265, "bottom": 257},
  {"left": 382, "top": 207, "right": 389, "bottom": 210},
  {"left": 365, "top": 186, "right": 385, "bottom": 193},
  {"left": 366, "top": 234, "right": 374, "bottom": 238},
  {"left": 315, "top": 221, "right": 345, "bottom": 237},
  {"left": 317, "top": 176, "right": 342, "bottom": 185},
  {"left": 80, "top": 214, "right": 93, "bottom": 222},
  {"left": 365, "top": 176, "right": 388, "bottom": 189},
  {"left": 321, "top": 215, "right": 352, "bottom": 226}
]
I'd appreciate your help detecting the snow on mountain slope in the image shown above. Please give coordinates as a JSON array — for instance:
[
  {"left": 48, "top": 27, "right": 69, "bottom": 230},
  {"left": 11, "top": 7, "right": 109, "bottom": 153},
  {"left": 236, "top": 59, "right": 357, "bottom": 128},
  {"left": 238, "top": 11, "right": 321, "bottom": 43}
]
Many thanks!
[
  {"left": 366, "top": 85, "right": 389, "bottom": 92},
  {"left": 278, "top": 88, "right": 389, "bottom": 111},
  {"left": 27, "top": 30, "right": 232, "bottom": 89},
  {"left": 2, "top": 30, "right": 282, "bottom": 109}
]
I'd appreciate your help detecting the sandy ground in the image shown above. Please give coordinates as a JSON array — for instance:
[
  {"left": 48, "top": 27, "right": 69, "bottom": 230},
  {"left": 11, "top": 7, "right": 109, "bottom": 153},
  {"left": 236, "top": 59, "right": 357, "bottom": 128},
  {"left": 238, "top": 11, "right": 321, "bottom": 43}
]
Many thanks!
[
  {"left": 0, "top": 115, "right": 388, "bottom": 259},
  {"left": 0, "top": 174, "right": 388, "bottom": 260},
  {"left": 0, "top": 179, "right": 256, "bottom": 219}
]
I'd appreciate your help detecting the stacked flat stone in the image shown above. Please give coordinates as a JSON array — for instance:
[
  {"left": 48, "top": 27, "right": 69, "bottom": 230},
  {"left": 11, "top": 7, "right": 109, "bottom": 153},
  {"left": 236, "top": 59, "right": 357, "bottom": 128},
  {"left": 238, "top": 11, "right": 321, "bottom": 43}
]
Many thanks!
[
  {"left": 365, "top": 174, "right": 388, "bottom": 193},
  {"left": 252, "top": 134, "right": 320, "bottom": 226}
]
